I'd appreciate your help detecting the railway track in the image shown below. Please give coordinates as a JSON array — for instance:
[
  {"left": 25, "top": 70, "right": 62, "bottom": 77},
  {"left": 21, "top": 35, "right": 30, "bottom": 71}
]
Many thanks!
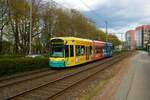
[
  {"left": 49, "top": 55, "right": 128, "bottom": 100},
  {"left": 0, "top": 68, "right": 49, "bottom": 81},
  {"left": 0, "top": 69, "right": 58, "bottom": 88},
  {"left": 0, "top": 68, "right": 62, "bottom": 99},
  {"left": 0, "top": 52, "right": 130, "bottom": 100}
]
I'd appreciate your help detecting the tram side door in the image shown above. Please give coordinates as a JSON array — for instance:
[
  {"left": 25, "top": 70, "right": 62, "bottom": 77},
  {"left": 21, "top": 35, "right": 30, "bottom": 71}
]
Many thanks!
[
  {"left": 86, "top": 46, "right": 89, "bottom": 60},
  {"left": 69, "top": 45, "right": 76, "bottom": 66},
  {"left": 64, "top": 45, "right": 75, "bottom": 67}
]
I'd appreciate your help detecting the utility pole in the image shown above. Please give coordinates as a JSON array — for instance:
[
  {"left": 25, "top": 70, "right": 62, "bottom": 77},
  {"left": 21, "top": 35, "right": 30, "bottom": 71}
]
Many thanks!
[
  {"left": 105, "top": 21, "right": 108, "bottom": 42},
  {"left": 29, "top": 0, "right": 32, "bottom": 55}
]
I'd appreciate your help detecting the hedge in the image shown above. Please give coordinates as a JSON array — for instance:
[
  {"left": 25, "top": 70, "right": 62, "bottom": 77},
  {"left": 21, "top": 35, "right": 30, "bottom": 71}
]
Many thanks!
[
  {"left": 0, "top": 55, "right": 24, "bottom": 59},
  {"left": 0, "top": 57, "right": 49, "bottom": 76}
]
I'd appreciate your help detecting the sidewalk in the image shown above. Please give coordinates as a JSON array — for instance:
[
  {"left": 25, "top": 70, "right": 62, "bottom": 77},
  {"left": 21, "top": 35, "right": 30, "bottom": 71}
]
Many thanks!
[{"left": 114, "top": 51, "right": 150, "bottom": 100}]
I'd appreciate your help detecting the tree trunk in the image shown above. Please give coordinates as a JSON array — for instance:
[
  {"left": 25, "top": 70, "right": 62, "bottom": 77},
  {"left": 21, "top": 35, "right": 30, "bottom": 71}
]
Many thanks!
[
  {"left": 14, "top": 20, "right": 20, "bottom": 54},
  {"left": 0, "top": 29, "right": 2, "bottom": 54}
]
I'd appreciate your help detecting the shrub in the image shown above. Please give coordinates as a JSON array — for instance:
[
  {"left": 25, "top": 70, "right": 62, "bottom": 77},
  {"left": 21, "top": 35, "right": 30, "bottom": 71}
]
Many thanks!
[
  {"left": 0, "top": 57, "right": 49, "bottom": 76},
  {"left": 0, "top": 55, "right": 24, "bottom": 59}
]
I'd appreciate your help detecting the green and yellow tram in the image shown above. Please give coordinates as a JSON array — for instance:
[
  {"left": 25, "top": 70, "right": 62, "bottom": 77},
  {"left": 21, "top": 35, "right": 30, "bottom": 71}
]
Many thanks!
[{"left": 49, "top": 37, "right": 93, "bottom": 68}]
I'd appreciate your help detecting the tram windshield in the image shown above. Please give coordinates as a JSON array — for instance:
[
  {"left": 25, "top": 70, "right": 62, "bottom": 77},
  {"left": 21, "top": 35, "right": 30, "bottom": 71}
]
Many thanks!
[{"left": 50, "top": 39, "right": 64, "bottom": 58}]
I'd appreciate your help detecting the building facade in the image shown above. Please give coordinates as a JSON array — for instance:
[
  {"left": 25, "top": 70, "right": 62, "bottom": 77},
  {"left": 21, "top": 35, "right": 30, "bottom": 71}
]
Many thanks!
[
  {"left": 135, "top": 26, "right": 143, "bottom": 48},
  {"left": 126, "top": 25, "right": 150, "bottom": 49},
  {"left": 126, "top": 30, "right": 136, "bottom": 50},
  {"left": 135, "top": 25, "right": 150, "bottom": 48},
  {"left": 142, "top": 25, "right": 150, "bottom": 48}
]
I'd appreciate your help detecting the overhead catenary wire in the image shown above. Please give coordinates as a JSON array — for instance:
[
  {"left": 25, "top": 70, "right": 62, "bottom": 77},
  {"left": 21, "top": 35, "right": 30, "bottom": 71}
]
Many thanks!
[
  {"left": 48, "top": 0, "right": 98, "bottom": 37},
  {"left": 79, "top": 0, "right": 110, "bottom": 41},
  {"left": 43, "top": 0, "right": 75, "bottom": 37},
  {"left": 80, "top": 0, "right": 123, "bottom": 41},
  {"left": 79, "top": 1, "right": 125, "bottom": 41},
  {"left": 42, "top": 0, "right": 73, "bottom": 35},
  {"left": 79, "top": 0, "right": 105, "bottom": 22},
  {"left": 47, "top": 0, "right": 112, "bottom": 39},
  {"left": 51, "top": 0, "right": 104, "bottom": 23}
]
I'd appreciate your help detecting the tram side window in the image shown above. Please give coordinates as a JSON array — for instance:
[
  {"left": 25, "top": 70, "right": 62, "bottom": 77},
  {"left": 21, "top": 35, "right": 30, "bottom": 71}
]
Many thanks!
[
  {"left": 81, "top": 46, "right": 85, "bottom": 55},
  {"left": 96, "top": 47, "right": 101, "bottom": 54},
  {"left": 90, "top": 46, "right": 92, "bottom": 55},
  {"left": 107, "top": 46, "right": 110, "bottom": 53},
  {"left": 76, "top": 45, "right": 85, "bottom": 56},
  {"left": 105, "top": 48, "right": 107, "bottom": 53},
  {"left": 86, "top": 46, "right": 90, "bottom": 55},
  {"left": 65, "top": 45, "right": 69, "bottom": 57},
  {"left": 70, "top": 45, "right": 74, "bottom": 57},
  {"left": 76, "top": 45, "right": 81, "bottom": 56}
]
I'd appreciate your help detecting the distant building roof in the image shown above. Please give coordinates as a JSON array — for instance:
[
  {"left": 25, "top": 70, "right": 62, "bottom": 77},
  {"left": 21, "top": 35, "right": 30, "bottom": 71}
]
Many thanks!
[{"left": 136, "top": 25, "right": 150, "bottom": 30}]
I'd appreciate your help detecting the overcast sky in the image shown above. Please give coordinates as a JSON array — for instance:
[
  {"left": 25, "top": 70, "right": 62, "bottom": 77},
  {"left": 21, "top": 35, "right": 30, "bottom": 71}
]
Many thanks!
[{"left": 44, "top": 0, "right": 150, "bottom": 40}]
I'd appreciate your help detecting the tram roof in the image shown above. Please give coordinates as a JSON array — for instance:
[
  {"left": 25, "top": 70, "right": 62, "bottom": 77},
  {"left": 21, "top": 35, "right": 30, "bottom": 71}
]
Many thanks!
[
  {"left": 93, "top": 40, "right": 105, "bottom": 44},
  {"left": 105, "top": 42, "right": 113, "bottom": 46},
  {"left": 51, "top": 37, "right": 93, "bottom": 42}
]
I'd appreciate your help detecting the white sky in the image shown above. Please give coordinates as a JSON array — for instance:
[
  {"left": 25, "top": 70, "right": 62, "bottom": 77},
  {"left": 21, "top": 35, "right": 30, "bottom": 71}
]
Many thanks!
[{"left": 44, "top": 0, "right": 150, "bottom": 41}]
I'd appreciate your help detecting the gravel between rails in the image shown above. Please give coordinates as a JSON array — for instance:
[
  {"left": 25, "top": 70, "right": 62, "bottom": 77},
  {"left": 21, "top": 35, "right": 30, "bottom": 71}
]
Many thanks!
[
  {"left": 0, "top": 69, "right": 57, "bottom": 88},
  {"left": 4, "top": 53, "right": 128, "bottom": 100},
  {"left": 49, "top": 55, "right": 129, "bottom": 100},
  {"left": 0, "top": 68, "right": 50, "bottom": 81}
]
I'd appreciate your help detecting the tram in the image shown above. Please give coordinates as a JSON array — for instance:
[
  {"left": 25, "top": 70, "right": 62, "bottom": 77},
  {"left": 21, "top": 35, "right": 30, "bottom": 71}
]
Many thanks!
[{"left": 49, "top": 37, "right": 112, "bottom": 68}]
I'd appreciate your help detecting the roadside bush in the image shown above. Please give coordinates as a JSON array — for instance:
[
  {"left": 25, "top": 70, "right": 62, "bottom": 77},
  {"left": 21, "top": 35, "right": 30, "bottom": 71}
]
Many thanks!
[
  {"left": 0, "top": 55, "right": 24, "bottom": 59},
  {"left": 0, "top": 57, "right": 49, "bottom": 76},
  {"left": 112, "top": 49, "right": 129, "bottom": 55}
]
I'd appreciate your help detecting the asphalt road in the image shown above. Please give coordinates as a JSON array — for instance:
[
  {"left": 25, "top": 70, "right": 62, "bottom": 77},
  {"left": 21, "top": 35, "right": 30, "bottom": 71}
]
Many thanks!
[
  {"left": 114, "top": 51, "right": 150, "bottom": 100},
  {"left": 127, "top": 51, "right": 150, "bottom": 100}
]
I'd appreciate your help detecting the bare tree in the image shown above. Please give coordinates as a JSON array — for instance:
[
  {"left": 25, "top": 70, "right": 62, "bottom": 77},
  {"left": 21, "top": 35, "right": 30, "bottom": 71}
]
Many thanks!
[{"left": 0, "top": 0, "right": 9, "bottom": 54}]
